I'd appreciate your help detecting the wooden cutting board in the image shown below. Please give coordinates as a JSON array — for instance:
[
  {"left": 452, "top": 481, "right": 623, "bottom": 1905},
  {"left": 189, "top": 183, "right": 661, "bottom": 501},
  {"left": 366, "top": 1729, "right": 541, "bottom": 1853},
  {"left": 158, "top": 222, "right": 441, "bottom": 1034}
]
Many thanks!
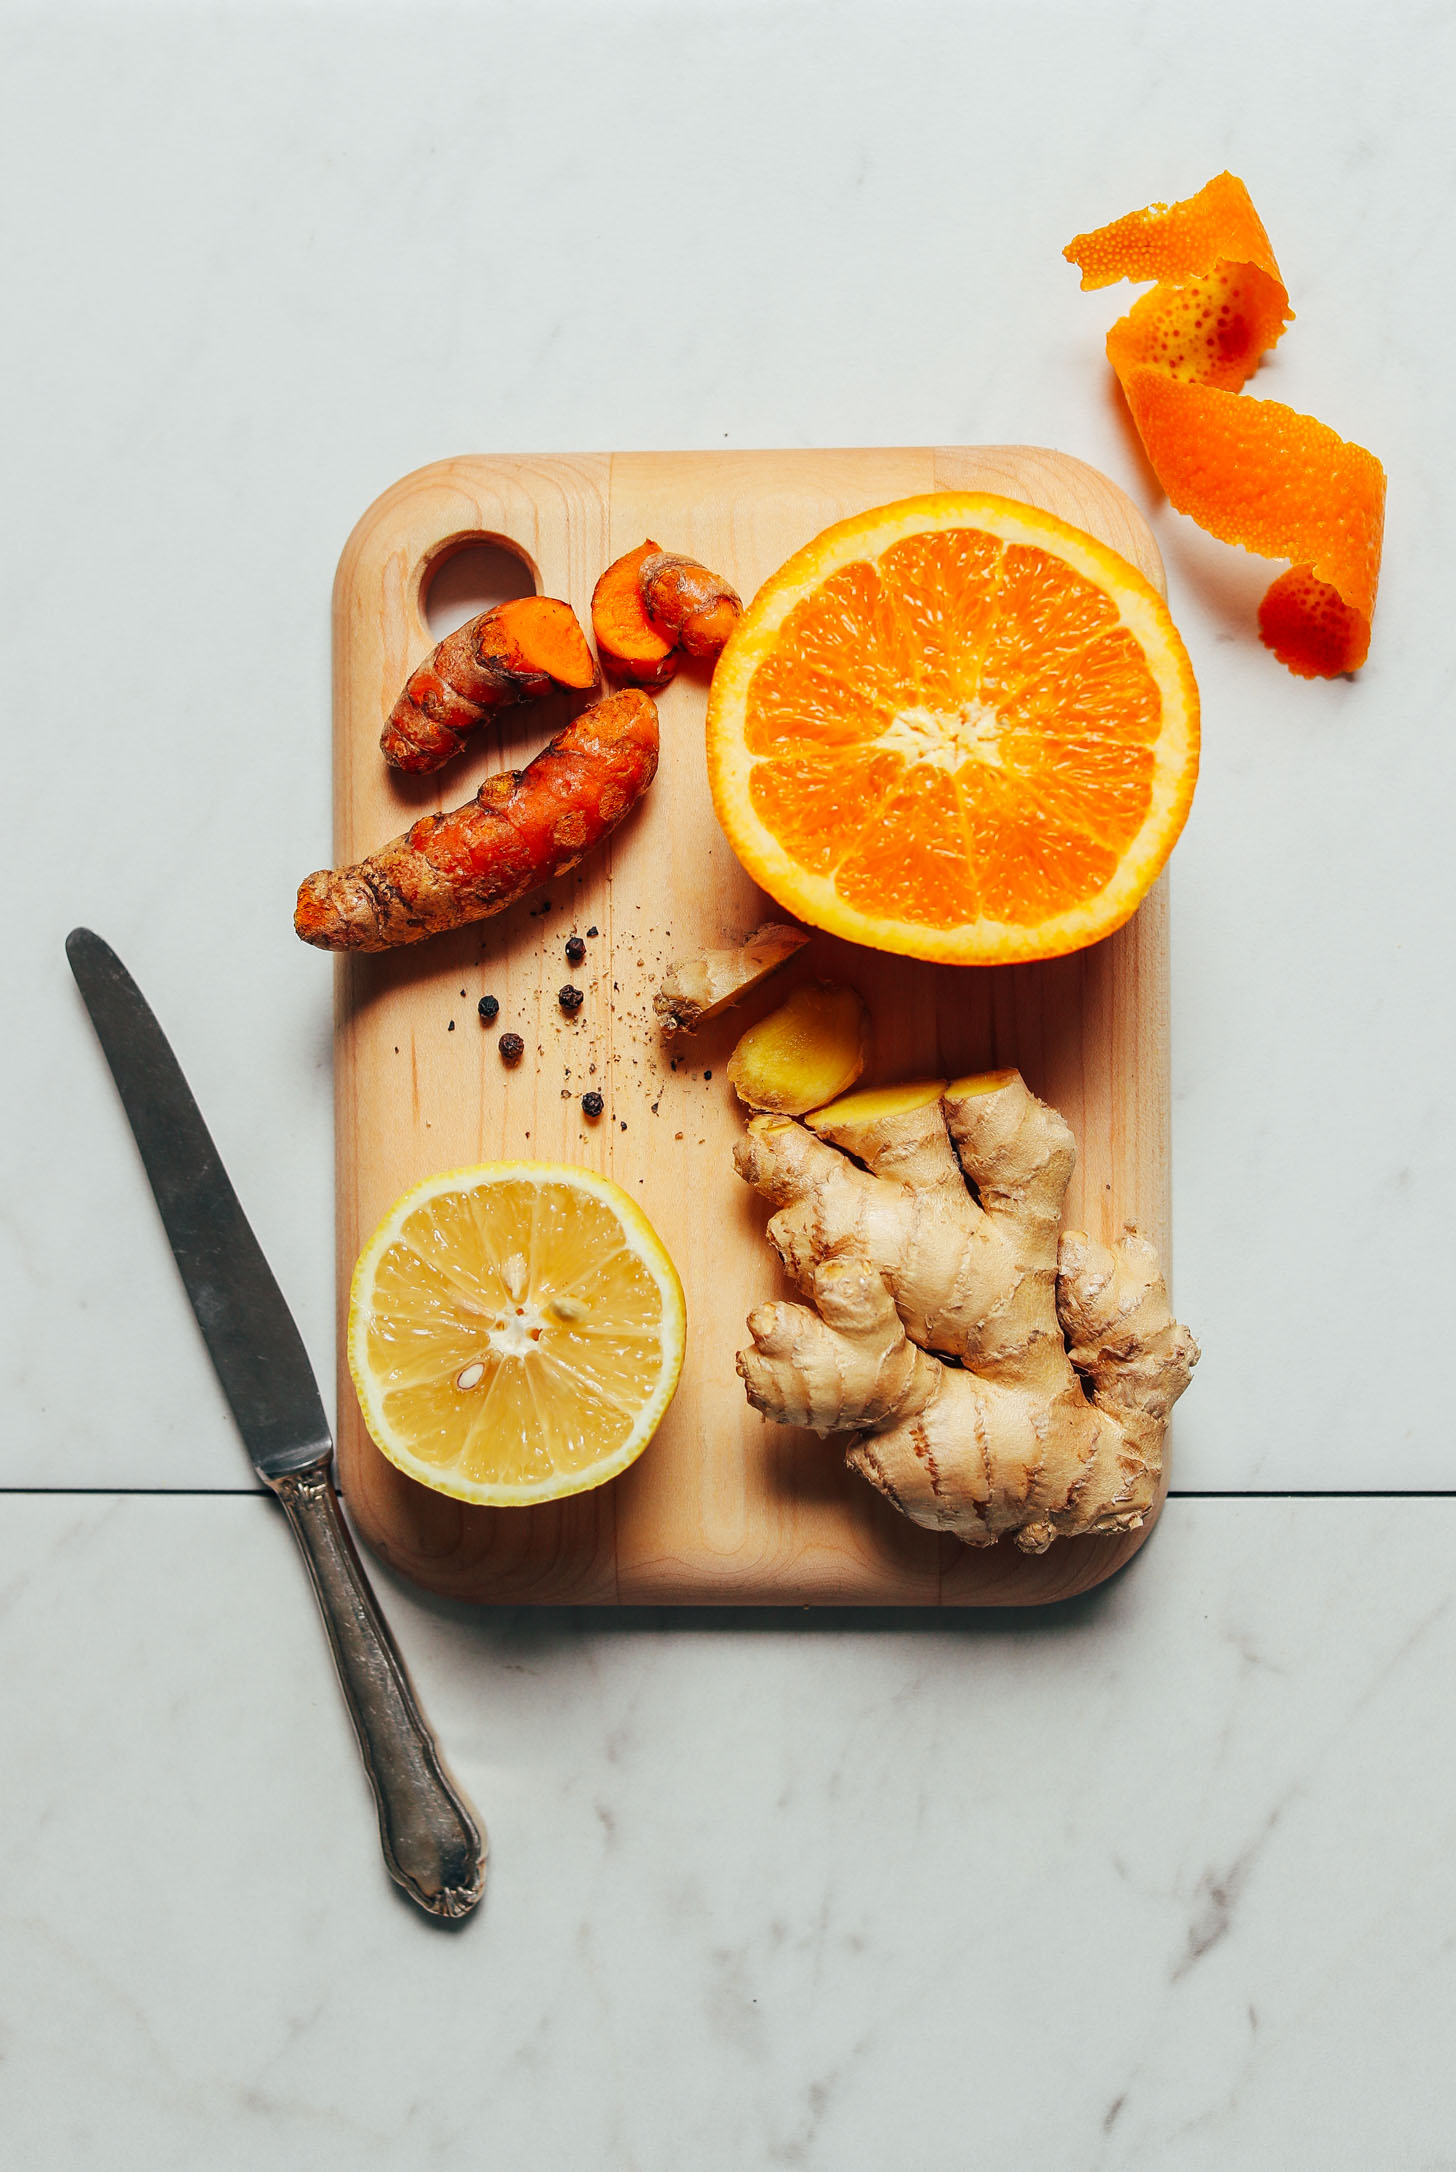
[{"left": 330, "top": 447, "right": 1173, "bottom": 1606}]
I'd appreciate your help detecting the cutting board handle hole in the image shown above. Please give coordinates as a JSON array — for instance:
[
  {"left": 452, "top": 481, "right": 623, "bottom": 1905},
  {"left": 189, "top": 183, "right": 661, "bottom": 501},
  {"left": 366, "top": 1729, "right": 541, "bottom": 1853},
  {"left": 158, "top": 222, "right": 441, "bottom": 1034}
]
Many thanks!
[{"left": 421, "top": 537, "right": 538, "bottom": 640}]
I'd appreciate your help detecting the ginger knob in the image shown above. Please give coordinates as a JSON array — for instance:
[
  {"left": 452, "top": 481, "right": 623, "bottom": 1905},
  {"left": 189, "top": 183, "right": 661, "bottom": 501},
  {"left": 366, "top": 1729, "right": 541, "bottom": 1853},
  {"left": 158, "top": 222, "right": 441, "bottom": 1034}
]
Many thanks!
[{"left": 726, "top": 983, "right": 868, "bottom": 1115}]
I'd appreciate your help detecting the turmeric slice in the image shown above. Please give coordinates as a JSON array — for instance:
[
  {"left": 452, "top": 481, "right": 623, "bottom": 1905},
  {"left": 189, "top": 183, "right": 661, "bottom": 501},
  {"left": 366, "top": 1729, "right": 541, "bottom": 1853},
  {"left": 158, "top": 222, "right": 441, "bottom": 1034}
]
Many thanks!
[
  {"left": 1065, "top": 171, "right": 1386, "bottom": 678},
  {"left": 381, "top": 596, "right": 598, "bottom": 772},
  {"left": 591, "top": 542, "right": 679, "bottom": 687},
  {"left": 592, "top": 542, "right": 743, "bottom": 684},
  {"left": 296, "top": 689, "right": 658, "bottom": 952}
]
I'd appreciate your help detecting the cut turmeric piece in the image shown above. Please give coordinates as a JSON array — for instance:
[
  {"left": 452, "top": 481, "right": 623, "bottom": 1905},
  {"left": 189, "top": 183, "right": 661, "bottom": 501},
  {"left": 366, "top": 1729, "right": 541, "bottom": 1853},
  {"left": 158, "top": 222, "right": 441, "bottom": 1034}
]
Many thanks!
[
  {"left": 592, "top": 541, "right": 743, "bottom": 684},
  {"left": 1065, "top": 171, "right": 1386, "bottom": 679},
  {"left": 592, "top": 541, "right": 680, "bottom": 687},
  {"left": 381, "top": 596, "right": 598, "bottom": 772},
  {"left": 639, "top": 551, "right": 742, "bottom": 658}
]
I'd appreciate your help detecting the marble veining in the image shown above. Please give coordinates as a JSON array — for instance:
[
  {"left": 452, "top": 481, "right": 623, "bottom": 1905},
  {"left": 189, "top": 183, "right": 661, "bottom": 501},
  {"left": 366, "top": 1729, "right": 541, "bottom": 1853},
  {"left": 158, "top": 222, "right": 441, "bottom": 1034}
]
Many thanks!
[
  {"left": 2, "top": 0, "right": 1453, "bottom": 2163},
  {"left": 4, "top": 1495, "right": 1456, "bottom": 2167}
]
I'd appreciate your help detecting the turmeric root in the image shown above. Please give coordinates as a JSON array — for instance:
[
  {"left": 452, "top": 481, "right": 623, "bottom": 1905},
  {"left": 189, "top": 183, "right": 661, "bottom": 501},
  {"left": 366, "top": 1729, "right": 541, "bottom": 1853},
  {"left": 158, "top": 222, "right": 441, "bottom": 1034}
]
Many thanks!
[
  {"left": 591, "top": 542, "right": 679, "bottom": 686},
  {"left": 295, "top": 688, "right": 658, "bottom": 953},
  {"left": 734, "top": 1071, "right": 1198, "bottom": 1552},
  {"left": 638, "top": 551, "right": 741, "bottom": 658},
  {"left": 591, "top": 541, "right": 742, "bottom": 685},
  {"left": 380, "top": 596, "right": 598, "bottom": 773},
  {"left": 726, "top": 982, "right": 867, "bottom": 1113},
  {"left": 654, "top": 922, "right": 809, "bottom": 1036}
]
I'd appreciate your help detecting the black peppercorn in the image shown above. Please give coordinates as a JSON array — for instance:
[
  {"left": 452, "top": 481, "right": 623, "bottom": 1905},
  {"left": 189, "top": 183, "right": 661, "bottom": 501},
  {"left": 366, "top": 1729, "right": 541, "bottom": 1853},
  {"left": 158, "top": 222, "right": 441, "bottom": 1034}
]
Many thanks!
[
  {"left": 581, "top": 1090, "right": 604, "bottom": 1119},
  {"left": 498, "top": 1032, "right": 524, "bottom": 1063},
  {"left": 558, "top": 984, "right": 584, "bottom": 1013},
  {"left": 565, "top": 935, "right": 586, "bottom": 966},
  {"left": 478, "top": 994, "right": 499, "bottom": 1022},
  {"left": 586, "top": 925, "right": 599, "bottom": 939}
]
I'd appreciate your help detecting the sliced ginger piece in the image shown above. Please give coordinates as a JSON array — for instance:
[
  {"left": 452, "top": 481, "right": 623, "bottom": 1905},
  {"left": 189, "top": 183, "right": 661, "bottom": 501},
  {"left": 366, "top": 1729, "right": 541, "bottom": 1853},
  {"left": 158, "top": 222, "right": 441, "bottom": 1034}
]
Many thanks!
[
  {"left": 727, "top": 982, "right": 868, "bottom": 1115},
  {"left": 654, "top": 921, "right": 809, "bottom": 1037},
  {"left": 592, "top": 541, "right": 680, "bottom": 687}
]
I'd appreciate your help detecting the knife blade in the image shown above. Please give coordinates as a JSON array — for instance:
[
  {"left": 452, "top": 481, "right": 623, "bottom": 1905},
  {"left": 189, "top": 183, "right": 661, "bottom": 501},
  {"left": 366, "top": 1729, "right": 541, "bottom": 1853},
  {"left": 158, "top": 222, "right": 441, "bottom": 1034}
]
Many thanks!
[
  {"left": 65, "top": 927, "right": 331, "bottom": 1478},
  {"left": 66, "top": 928, "right": 486, "bottom": 1919}
]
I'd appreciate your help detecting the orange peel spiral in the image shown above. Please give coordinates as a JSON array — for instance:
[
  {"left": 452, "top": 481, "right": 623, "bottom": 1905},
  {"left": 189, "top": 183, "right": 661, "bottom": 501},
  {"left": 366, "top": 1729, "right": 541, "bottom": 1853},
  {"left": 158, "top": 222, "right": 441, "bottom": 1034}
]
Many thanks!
[{"left": 1065, "top": 172, "right": 1386, "bottom": 679}]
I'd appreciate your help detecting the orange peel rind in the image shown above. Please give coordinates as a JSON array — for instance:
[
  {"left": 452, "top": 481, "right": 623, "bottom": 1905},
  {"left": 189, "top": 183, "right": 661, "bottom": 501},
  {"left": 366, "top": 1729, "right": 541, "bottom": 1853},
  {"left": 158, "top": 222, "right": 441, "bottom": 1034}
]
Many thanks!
[{"left": 1065, "top": 171, "right": 1386, "bottom": 679}]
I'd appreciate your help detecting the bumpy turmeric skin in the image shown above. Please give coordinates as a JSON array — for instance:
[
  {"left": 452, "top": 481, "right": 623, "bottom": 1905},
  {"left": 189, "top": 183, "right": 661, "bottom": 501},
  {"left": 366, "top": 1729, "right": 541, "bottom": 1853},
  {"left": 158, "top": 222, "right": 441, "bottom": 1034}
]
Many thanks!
[
  {"left": 296, "top": 689, "right": 658, "bottom": 952},
  {"left": 380, "top": 596, "right": 598, "bottom": 773},
  {"left": 638, "top": 551, "right": 741, "bottom": 658},
  {"left": 591, "top": 542, "right": 742, "bottom": 685}
]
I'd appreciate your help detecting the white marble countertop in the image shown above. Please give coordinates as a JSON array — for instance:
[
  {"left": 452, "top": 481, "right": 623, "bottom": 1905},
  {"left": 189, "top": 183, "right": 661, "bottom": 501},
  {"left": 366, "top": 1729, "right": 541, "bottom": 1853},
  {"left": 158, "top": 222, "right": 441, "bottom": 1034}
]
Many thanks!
[{"left": 4, "top": 1, "right": 1454, "bottom": 2163}]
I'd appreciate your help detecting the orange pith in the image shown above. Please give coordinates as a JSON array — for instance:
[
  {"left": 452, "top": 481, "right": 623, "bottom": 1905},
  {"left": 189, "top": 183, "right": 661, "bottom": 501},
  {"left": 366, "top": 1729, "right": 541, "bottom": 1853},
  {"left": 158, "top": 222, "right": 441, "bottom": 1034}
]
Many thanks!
[{"left": 706, "top": 493, "right": 1199, "bottom": 966}]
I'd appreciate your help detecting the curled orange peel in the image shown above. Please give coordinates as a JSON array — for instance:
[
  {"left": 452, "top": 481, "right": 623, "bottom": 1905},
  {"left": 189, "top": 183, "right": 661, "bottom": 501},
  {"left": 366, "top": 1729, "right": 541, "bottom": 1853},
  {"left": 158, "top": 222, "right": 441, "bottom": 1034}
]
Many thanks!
[{"left": 1065, "top": 171, "right": 1385, "bottom": 679}]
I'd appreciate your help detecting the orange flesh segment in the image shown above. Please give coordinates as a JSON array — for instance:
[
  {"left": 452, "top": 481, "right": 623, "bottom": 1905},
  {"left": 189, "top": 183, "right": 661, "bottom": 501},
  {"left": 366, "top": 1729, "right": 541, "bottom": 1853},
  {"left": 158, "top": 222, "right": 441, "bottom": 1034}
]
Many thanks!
[
  {"left": 1064, "top": 171, "right": 1385, "bottom": 678},
  {"left": 744, "top": 529, "right": 1163, "bottom": 932}
]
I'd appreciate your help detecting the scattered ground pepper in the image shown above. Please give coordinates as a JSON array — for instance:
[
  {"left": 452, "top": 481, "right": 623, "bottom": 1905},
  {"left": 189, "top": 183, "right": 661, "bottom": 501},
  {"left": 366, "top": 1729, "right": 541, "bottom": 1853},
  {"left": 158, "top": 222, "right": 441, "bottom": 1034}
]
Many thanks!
[
  {"left": 499, "top": 1032, "right": 524, "bottom": 1063},
  {"left": 559, "top": 985, "right": 584, "bottom": 1013},
  {"left": 582, "top": 1091, "right": 604, "bottom": 1119},
  {"left": 565, "top": 935, "right": 586, "bottom": 966},
  {"left": 448, "top": 1021, "right": 455, "bottom": 1031},
  {"left": 478, "top": 994, "right": 499, "bottom": 1021}
]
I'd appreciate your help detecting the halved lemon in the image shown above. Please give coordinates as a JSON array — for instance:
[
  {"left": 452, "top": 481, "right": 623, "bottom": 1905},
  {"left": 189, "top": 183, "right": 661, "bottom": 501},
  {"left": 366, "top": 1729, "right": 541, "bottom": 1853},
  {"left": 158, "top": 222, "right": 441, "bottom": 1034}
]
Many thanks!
[
  {"left": 706, "top": 492, "right": 1200, "bottom": 964},
  {"left": 347, "top": 1163, "right": 686, "bottom": 1506}
]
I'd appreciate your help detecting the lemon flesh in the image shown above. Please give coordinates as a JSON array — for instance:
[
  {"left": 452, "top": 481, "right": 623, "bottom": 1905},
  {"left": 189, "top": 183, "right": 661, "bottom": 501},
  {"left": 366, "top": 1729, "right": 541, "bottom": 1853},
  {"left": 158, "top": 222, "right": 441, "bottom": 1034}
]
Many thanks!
[{"left": 348, "top": 1164, "right": 686, "bottom": 1506}]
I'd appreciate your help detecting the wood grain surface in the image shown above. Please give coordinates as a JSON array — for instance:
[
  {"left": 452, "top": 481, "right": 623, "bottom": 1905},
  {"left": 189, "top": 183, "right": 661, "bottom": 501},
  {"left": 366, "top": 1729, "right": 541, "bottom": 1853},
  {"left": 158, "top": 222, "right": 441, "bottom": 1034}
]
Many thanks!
[{"left": 329, "top": 447, "right": 1173, "bottom": 1605}]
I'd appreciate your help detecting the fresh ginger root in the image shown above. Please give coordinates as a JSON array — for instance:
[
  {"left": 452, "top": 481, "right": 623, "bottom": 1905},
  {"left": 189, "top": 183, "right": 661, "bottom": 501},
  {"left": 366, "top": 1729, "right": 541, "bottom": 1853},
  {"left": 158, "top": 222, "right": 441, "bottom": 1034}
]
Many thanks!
[
  {"left": 727, "top": 982, "right": 868, "bottom": 1113},
  {"left": 381, "top": 596, "right": 598, "bottom": 773},
  {"left": 592, "top": 541, "right": 742, "bottom": 686},
  {"left": 735, "top": 1071, "right": 1198, "bottom": 1551},
  {"left": 654, "top": 922, "right": 809, "bottom": 1036},
  {"left": 295, "top": 689, "right": 658, "bottom": 952}
]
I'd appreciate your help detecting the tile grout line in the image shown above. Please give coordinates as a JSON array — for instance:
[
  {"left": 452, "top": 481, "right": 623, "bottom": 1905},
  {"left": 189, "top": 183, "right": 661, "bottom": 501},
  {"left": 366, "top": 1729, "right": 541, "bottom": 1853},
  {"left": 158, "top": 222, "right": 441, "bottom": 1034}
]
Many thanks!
[{"left": 0, "top": 1486, "right": 1454, "bottom": 1501}]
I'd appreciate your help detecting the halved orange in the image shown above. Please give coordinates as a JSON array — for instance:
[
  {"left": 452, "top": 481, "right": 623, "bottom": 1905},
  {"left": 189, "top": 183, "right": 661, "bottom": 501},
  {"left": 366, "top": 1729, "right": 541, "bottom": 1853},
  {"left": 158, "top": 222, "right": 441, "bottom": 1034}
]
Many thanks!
[{"left": 706, "top": 493, "right": 1199, "bottom": 964}]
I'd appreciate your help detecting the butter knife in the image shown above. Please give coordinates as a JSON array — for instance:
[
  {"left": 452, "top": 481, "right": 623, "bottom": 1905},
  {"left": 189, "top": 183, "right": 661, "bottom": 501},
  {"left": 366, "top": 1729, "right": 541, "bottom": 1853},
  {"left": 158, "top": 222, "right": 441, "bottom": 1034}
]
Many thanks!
[{"left": 65, "top": 928, "right": 486, "bottom": 1921}]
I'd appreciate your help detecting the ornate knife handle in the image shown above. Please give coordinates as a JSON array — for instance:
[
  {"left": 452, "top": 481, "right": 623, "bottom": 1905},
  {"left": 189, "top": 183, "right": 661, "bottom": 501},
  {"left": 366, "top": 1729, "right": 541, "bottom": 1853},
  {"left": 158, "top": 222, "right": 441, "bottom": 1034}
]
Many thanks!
[{"left": 267, "top": 1460, "right": 486, "bottom": 1919}]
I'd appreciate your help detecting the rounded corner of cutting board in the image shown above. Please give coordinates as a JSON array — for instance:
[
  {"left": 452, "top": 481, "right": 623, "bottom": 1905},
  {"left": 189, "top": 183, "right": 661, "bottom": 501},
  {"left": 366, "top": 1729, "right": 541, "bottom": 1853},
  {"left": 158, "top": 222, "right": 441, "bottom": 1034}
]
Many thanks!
[
  {"left": 330, "top": 444, "right": 1176, "bottom": 1609},
  {"left": 329, "top": 455, "right": 490, "bottom": 621}
]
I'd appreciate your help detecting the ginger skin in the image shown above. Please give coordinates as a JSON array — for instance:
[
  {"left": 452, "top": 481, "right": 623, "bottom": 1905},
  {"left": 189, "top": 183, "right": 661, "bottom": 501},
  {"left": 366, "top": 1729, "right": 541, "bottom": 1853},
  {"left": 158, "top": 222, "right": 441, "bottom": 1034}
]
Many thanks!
[
  {"left": 380, "top": 596, "right": 598, "bottom": 773},
  {"left": 734, "top": 1071, "right": 1198, "bottom": 1552},
  {"left": 296, "top": 689, "right": 658, "bottom": 953},
  {"left": 654, "top": 922, "right": 809, "bottom": 1036}
]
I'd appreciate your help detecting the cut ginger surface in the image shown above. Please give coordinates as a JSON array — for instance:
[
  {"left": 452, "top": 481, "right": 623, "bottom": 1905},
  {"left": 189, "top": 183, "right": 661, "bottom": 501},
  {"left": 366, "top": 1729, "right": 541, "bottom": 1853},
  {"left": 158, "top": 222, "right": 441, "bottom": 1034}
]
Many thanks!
[{"left": 706, "top": 493, "right": 1199, "bottom": 965}]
